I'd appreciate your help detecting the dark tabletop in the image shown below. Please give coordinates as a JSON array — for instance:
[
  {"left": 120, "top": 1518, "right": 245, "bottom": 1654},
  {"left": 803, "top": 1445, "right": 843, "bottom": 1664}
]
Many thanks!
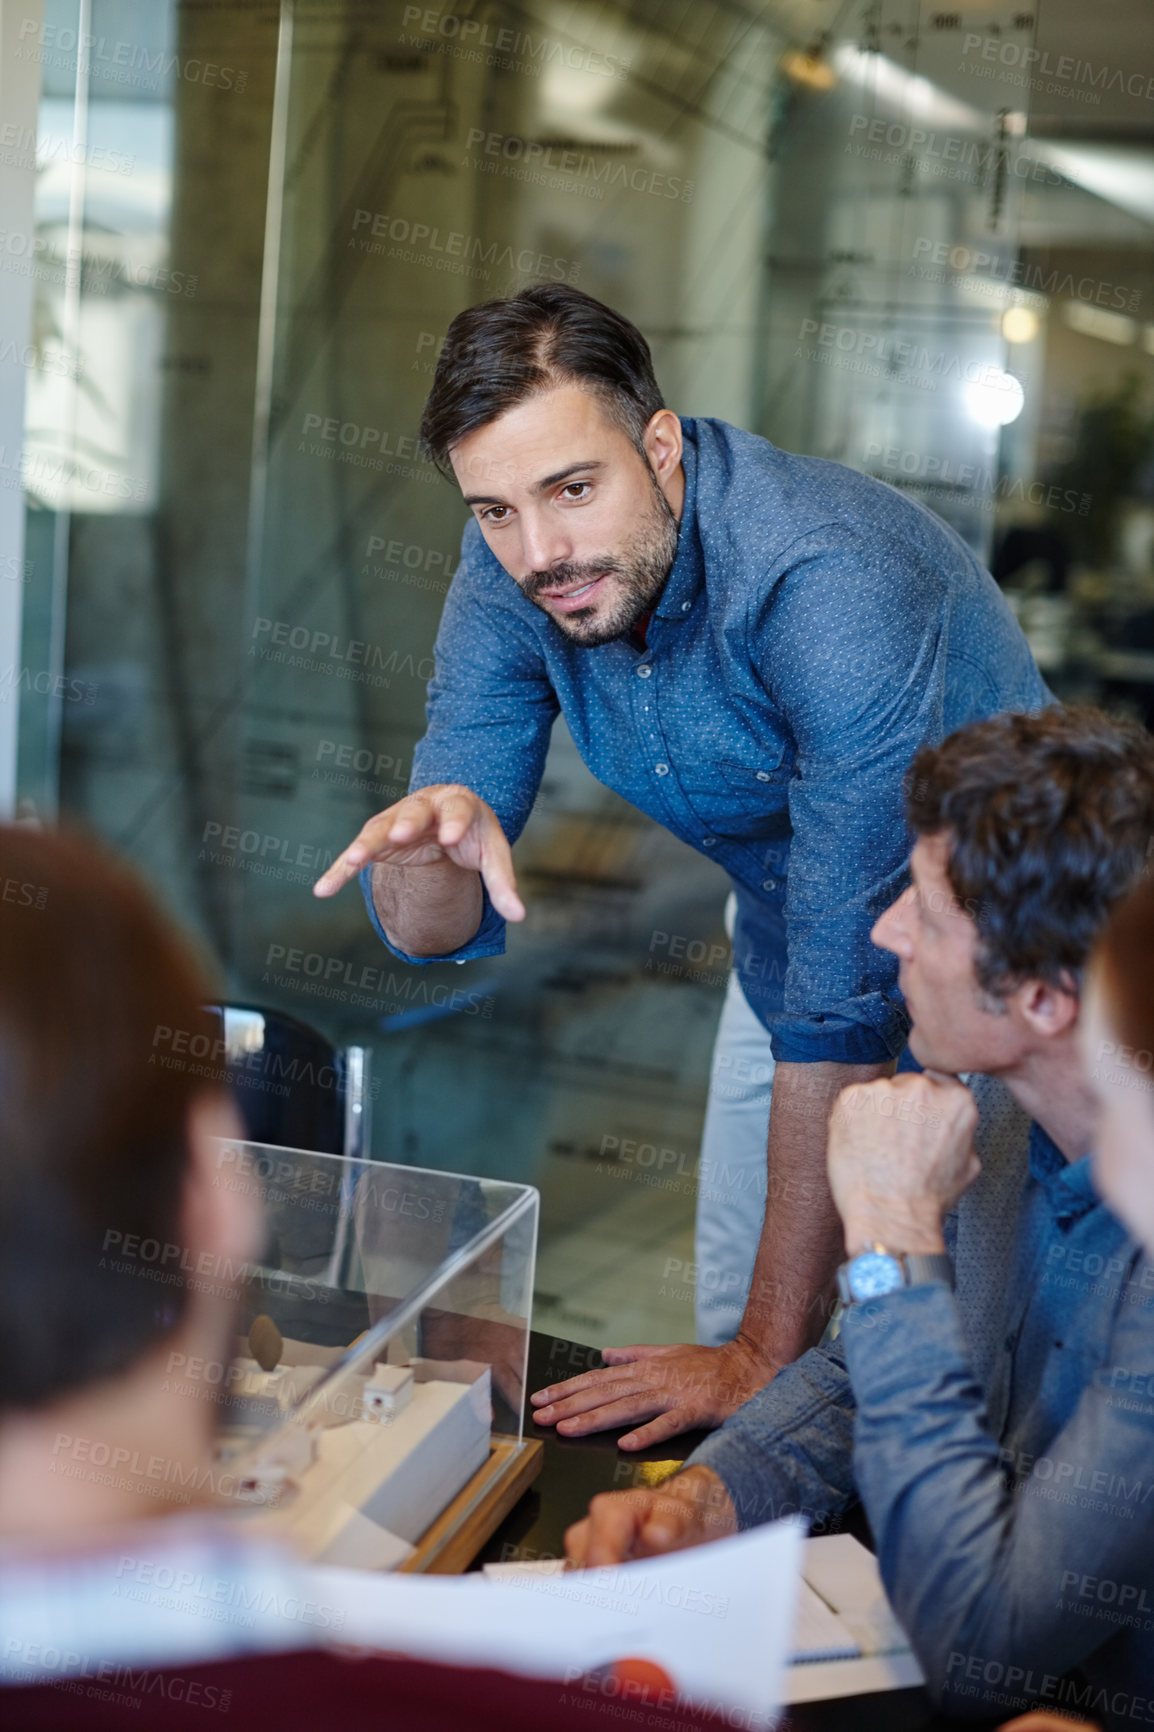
[{"left": 477, "top": 1332, "right": 998, "bottom": 1732}]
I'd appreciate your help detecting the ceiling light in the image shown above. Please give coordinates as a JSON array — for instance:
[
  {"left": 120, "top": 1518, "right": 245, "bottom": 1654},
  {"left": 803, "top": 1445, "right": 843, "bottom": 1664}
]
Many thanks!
[
  {"left": 1002, "top": 307, "right": 1039, "bottom": 344},
  {"left": 1063, "top": 302, "right": 1138, "bottom": 346},
  {"left": 965, "top": 369, "right": 1025, "bottom": 428},
  {"left": 781, "top": 48, "right": 836, "bottom": 91}
]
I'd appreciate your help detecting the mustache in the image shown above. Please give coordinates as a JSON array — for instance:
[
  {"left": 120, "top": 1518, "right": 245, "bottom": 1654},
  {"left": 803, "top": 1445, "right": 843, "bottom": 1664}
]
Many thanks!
[{"left": 520, "top": 558, "right": 624, "bottom": 600}]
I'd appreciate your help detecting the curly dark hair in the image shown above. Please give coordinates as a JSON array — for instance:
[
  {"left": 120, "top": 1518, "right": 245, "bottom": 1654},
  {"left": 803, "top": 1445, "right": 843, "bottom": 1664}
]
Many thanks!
[{"left": 905, "top": 706, "right": 1154, "bottom": 1000}]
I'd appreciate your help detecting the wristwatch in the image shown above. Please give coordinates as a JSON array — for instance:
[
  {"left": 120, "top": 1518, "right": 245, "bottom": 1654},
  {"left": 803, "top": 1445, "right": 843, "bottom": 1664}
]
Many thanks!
[{"left": 836, "top": 1243, "right": 954, "bottom": 1305}]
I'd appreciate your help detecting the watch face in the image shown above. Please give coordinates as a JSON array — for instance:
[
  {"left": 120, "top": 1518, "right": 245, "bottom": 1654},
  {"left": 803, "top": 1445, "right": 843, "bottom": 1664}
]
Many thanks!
[{"left": 847, "top": 1250, "right": 904, "bottom": 1301}]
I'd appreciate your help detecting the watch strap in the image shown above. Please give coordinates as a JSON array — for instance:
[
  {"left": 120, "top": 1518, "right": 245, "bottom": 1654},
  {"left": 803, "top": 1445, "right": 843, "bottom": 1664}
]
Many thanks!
[{"left": 901, "top": 1252, "right": 954, "bottom": 1290}]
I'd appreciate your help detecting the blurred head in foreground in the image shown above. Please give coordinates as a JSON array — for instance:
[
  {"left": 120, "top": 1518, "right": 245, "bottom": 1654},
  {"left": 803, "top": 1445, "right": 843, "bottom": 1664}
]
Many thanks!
[
  {"left": 1085, "top": 872, "right": 1154, "bottom": 1252},
  {"left": 0, "top": 825, "right": 257, "bottom": 1538}
]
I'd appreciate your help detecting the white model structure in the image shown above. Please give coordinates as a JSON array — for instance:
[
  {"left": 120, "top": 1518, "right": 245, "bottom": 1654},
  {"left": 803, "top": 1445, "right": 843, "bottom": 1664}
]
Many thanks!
[
  {"left": 362, "top": 1363, "right": 414, "bottom": 1420},
  {"left": 222, "top": 1334, "right": 492, "bottom": 1571}
]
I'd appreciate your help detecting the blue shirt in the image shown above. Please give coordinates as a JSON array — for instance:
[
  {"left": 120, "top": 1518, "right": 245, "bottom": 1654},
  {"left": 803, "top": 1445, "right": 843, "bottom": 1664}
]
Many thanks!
[
  {"left": 690, "top": 1120, "right": 1154, "bottom": 1727},
  {"left": 362, "top": 418, "right": 1048, "bottom": 1063}
]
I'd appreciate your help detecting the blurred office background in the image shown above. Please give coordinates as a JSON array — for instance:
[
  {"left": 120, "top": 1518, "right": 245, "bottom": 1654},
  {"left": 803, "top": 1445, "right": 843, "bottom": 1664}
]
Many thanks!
[{"left": 2, "top": 0, "right": 1152, "bottom": 1345}]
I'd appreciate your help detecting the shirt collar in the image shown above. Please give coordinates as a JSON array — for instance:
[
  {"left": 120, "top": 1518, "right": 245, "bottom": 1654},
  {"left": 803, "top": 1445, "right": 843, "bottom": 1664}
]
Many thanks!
[
  {"left": 1028, "top": 1119, "right": 1100, "bottom": 1227},
  {"left": 653, "top": 419, "right": 705, "bottom": 621}
]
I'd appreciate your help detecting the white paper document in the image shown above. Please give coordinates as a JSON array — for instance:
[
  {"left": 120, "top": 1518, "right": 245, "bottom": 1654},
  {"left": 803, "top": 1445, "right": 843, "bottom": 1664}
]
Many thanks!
[
  {"left": 316, "top": 1516, "right": 805, "bottom": 1724},
  {"left": 484, "top": 1531, "right": 915, "bottom": 1671}
]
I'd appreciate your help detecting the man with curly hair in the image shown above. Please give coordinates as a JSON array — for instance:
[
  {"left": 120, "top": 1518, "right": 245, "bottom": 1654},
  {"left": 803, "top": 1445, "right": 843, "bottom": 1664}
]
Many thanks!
[{"left": 567, "top": 707, "right": 1154, "bottom": 1731}]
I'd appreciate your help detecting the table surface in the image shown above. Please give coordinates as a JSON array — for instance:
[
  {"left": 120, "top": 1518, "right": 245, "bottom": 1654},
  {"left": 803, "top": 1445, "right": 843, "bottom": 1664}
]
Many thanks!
[{"left": 477, "top": 1332, "right": 973, "bottom": 1732}]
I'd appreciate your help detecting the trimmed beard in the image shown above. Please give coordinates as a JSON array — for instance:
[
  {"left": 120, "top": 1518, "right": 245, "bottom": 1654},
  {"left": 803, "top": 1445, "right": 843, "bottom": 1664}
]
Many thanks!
[{"left": 518, "top": 471, "right": 680, "bottom": 648}]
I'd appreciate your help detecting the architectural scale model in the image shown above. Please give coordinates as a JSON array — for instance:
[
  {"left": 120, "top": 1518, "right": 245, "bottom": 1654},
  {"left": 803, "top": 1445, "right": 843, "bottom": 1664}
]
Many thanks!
[{"left": 217, "top": 1316, "right": 492, "bottom": 1570}]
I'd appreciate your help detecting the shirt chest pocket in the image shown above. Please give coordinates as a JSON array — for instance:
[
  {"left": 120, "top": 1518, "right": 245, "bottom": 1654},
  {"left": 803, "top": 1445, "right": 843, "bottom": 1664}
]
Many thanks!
[{"left": 685, "top": 748, "right": 793, "bottom": 840}]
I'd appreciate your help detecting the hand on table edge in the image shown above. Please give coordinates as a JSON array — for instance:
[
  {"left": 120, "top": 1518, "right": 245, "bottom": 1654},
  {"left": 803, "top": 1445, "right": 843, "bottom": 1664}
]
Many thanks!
[{"left": 531, "top": 1332, "right": 781, "bottom": 1451}]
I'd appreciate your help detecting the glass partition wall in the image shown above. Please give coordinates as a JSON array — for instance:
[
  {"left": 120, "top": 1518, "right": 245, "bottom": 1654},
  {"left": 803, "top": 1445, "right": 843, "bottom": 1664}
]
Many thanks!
[{"left": 11, "top": 0, "right": 1154, "bottom": 1346}]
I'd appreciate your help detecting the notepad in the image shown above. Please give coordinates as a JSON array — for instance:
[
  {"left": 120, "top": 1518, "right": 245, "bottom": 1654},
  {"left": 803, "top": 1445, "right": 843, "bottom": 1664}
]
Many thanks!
[
  {"left": 790, "top": 1580, "right": 860, "bottom": 1662},
  {"left": 801, "top": 1534, "right": 911, "bottom": 1657}
]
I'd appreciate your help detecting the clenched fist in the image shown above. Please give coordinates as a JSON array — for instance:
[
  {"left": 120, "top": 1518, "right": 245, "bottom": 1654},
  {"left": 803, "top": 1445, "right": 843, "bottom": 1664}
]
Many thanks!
[{"left": 828, "top": 1070, "right": 979, "bottom": 1254}]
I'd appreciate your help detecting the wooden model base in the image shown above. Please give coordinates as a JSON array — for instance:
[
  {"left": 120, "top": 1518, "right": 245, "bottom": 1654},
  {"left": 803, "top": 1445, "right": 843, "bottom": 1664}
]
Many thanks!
[
  {"left": 224, "top": 1332, "right": 542, "bottom": 1575},
  {"left": 402, "top": 1437, "right": 545, "bottom": 1575}
]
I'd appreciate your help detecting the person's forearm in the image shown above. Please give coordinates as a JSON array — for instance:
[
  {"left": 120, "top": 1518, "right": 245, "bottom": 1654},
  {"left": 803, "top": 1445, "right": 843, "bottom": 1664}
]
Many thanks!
[
  {"left": 688, "top": 1334, "right": 859, "bottom": 1532},
  {"left": 371, "top": 858, "right": 484, "bottom": 956},
  {"left": 843, "top": 1283, "right": 1121, "bottom": 1702},
  {"left": 738, "top": 1058, "right": 896, "bottom": 1370}
]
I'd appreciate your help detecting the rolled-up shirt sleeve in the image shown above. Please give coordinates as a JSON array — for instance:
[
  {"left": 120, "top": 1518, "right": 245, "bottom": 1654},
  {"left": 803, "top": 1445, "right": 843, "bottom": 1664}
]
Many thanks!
[
  {"left": 843, "top": 1281, "right": 1154, "bottom": 1714},
  {"left": 685, "top": 1336, "right": 860, "bottom": 1534},
  {"left": 754, "top": 527, "right": 949, "bottom": 1064},
  {"left": 361, "top": 520, "right": 559, "bottom": 966}
]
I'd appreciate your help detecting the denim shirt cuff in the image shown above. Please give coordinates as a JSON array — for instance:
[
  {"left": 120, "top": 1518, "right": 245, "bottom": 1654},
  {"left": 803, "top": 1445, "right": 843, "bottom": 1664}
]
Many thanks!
[
  {"left": 841, "top": 1281, "right": 962, "bottom": 1398},
  {"left": 358, "top": 865, "right": 507, "bottom": 966},
  {"left": 686, "top": 1430, "right": 796, "bottom": 1534},
  {"left": 768, "top": 997, "right": 909, "bottom": 1065}
]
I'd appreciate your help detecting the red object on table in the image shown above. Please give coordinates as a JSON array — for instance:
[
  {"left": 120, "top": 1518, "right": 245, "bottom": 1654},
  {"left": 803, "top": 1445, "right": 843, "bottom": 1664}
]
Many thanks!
[{"left": 610, "top": 1657, "right": 678, "bottom": 1701}]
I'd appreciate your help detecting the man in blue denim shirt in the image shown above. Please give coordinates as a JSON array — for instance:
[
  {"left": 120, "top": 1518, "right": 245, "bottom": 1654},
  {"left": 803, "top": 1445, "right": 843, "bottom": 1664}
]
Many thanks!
[
  {"left": 566, "top": 709, "right": 1154, "bottom": 1730},
  {"left": 316, "top": 286, "right": 1047, "bottom": 1448}
]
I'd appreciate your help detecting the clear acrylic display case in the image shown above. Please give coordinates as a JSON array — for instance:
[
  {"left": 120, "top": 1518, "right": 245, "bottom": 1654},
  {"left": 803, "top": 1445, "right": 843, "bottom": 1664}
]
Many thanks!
[{"left": 212, "top": 1138, "right": 540, "bottom": 1573}]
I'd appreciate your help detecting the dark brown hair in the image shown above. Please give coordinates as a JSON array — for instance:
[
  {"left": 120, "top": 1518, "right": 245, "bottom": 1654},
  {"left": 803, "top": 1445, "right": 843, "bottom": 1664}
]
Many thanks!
[
  {"left": 1096, "top": 873, "right": 1154, "bottom": 1068},
  {"left": 906, "top": 706, "right": 1154, "bottom": 999},
  {"left": 419, "top": 284, "right": 665, "bottom": 472},
  {"left": 0, "top": 824, "right": 221, "bottom": 1410}
]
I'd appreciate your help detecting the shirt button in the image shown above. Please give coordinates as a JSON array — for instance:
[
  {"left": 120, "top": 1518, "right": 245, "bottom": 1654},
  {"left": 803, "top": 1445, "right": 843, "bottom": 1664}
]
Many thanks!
[
  {"left": 655, "top": 763, "right": 669, "bottom": 776},
  {"left": 681, "top": 601, "right": 691, "bottom": 612},
  {"left": 637, "top": 664, "right": 652, "bottom": 678},
  {"left": 761, "top": 878, "right": 775, "bottom": 892},
  {"left": 756, "top": 770, "right": 772, "bottom": 783},
  {"left": 703, "top": 837, "right": 716, "bottom": 849}
]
